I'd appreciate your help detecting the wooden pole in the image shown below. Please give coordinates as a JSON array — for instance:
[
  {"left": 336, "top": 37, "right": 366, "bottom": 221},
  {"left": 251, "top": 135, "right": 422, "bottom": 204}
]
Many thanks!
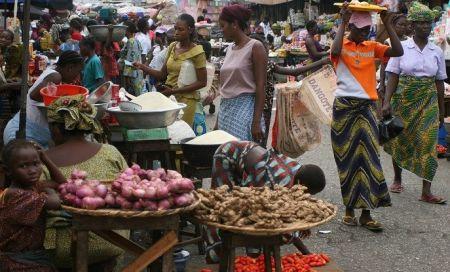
[{"left": 16, "top": 0, "right": 31, "bottom": 139}]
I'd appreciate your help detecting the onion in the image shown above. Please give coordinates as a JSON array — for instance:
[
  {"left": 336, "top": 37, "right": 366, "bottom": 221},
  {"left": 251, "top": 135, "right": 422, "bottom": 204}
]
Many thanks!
[
  {"left": 76, "top": 185, "right": 95, "bottom": 198},
  {"left": 124, "top": 168, "right": 134, "bottom": 176},
  {"left": 155, "top": 168, "right": 166, "bottom": 180},
  {"left": 82, "top": 197, "right": 100, "bottom": 210},
  {"left": 112, "top": 181, "right": 122, "bottom": 192},
  {"left": 173, "top": 193, "right": 194, "bottom": 207},
  {"left": 120, "top": 199, "right": 133, "bottom": 210},
  {"left": 121, "top": 186, "right": 133, "bottom": 199},
  {"left": 105, "top": 194, "right": 116, "bottom": 207},
  {"left": 167, "top": 170, "right": 182, "bottom": 179},
  {"left": 178, "top": 178, "right": 194, "bottom": 192},
  {"left": 131, "top": 164, "right": 141, "bottom": 171},
  {"left": 144, "top": 187, "right": 156, "bottom": 199},
  {"left": 93, "top": 196, "right": 106, "bottom": 208},
  {"left": 155, "top": 185, "right": 169, "bottom": 199},
  {"left": 132, "top": 188, "right": 146, "bottom": 199},
  {"left": 157, "top": 199, "right": 171, "bottom": 210},
  {"left": 87, "top": 180, "right": 100, "bottom": 187},
  {"left": 66, "top": 183, "right": 77, "bottom": 194},
  {"left": 63, "top": 193, "right": 77, "bottom": 205},
  {"left": 119, "top": 173, "right": 127, "bottom": 179},
  {"left": 58, "top": 183, "right": 67, "bottom": 192},
  {"left": 133, "top": 201, "right": 143, "bottom": 210},
  {"left": 95, "top": 184, "right": 108, "bottom": 198},
  {"left": 74, "top": 197, "right": 82, "bottom": 208},
  {"left": 74, "top": 179, "right": 84, "bottom": 186},
  {"left": 140, "top": 200, "right": 158, "bottom": 211}
]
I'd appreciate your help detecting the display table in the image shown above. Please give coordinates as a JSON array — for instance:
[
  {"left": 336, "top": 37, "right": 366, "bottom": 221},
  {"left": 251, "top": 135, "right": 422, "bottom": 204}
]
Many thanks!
[{"left": 70, "top": 213, "right": 179, "bottom": 272}]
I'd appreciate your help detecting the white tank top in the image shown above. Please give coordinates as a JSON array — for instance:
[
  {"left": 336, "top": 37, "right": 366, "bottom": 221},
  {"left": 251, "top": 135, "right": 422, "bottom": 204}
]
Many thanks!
[{"left": 26, "top": 68, "right": 58, "bottom": 128}]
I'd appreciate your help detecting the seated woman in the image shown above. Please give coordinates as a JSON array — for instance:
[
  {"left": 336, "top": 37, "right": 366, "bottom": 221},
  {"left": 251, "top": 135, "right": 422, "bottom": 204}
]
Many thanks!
[
  {"left": 207, "top": 140, "right": 326, "bottom": 261},
  {"left": 3, "top": 50, "right": 84, "bottom": 149},
  {"left": 41, "top": 95, "right": 128, "bottom": 270}
]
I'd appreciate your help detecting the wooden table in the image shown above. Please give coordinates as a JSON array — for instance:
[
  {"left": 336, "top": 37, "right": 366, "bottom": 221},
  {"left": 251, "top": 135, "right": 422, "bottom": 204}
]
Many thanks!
[{"left": 71, "top": 213, "right": 180, "bottom": 272}]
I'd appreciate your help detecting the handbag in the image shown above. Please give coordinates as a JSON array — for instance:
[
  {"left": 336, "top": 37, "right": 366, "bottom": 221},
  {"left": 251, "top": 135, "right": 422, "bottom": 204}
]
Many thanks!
[{"left": 378, "top": 115, "right": 404, "bottom": 145}]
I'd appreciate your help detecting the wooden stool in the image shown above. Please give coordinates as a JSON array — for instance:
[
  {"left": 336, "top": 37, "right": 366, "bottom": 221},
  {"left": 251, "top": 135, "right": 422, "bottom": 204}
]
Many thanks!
[{"left": 219, "top": 231, "right": 285, "bottom": 272}]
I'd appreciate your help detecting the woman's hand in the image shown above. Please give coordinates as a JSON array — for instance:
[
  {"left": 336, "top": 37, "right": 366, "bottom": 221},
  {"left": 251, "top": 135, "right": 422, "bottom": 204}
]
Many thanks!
[
  {"left": 381, "top": 103, "right": 392, "bottom": 118},
  {"left": 340, "top": 2, "right": 352, "bottom": 24},
  {"left": 161, "top": 86, "right": 174, "bottom": 97},
  {"left": 251, "top": 121, "right": 264, "bottom": 143},
  {"left": 132, "top": 61, "right": 143, "bottom": 70}
]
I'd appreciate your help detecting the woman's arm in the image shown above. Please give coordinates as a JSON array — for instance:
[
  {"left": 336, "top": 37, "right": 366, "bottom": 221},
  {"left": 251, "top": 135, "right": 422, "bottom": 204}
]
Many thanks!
[
  {"left": 134, "top": 62, "right": 168, "bottom": 81},
  {"left": 382, "top": 72, "right": 399, "bottom": 117},
  {"left": 252, "top": 42, "right": 268, "bottom": 143},
  {"left": 162, "top": 67, "right": 207, "bottom": 96},
  {"left": 379, "top": 63, "right": 387, "bottom": 99},
  {"left": 274, "top": 58, "right": 330, "bottom": 77},
  {"left": 40, "top": 149, "right": 66, "bottom": 185},
  {"left": 436, "top": 80, "right": 445, "bottom": 126},
  {"left": 331, "top": 5, "right": 351, "bottom": 58},
  {"left": 29, "top": 72, "right": 62, "bottom": 102},
  {"left": 382, "top": 12, "right": 403, "bottom": 57}
]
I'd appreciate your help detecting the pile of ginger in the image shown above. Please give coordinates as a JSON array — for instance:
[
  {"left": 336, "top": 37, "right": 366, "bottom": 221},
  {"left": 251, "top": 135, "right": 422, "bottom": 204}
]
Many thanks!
[{"left": 195, "top": 185, "right": 335, "bottom": 229}]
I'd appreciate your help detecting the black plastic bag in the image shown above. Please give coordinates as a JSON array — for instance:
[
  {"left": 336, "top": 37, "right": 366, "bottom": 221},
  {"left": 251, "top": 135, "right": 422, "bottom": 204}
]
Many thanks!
[{"left": 378, "top": 116, "right": 404, "bottom": 145}]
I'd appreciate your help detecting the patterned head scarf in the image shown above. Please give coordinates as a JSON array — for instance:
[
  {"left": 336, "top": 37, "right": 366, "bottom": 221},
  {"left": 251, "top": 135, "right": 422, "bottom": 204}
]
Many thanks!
[
  {"left": 407, "top": 1, "right": 435, "bottom": 22},
  {"left": 47, "top": 95, "right": 103, "bottom": 135}
]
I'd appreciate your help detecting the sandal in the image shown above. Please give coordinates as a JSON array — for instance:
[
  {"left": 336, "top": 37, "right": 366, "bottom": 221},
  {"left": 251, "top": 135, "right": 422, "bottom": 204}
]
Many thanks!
[
  {"left": 389, "top": 183, "right": 404, "bottom": 193},
  {"left": 342, "top": 216, "right": 358, "bottom": 226},
  {"left": 359, "top": 219, "right": 383, "bottom": 232},
  {"left": 419, "top": 195, "right": 447, "bottom": 205}
]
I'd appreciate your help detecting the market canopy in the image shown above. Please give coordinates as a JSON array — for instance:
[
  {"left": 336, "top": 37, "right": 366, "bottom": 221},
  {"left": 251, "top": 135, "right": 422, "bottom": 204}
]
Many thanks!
[{"left": 247, "top": 0, "right": 293, "bottom": 5}]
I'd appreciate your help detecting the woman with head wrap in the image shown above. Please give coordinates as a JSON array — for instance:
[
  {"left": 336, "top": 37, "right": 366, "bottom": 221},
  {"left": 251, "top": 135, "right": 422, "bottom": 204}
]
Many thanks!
[
  {"left": 330, "top": 5, "right": 403, "bottom": 232},
  {"left": 3, "top": 50, "right": 84, "bottom": 149},
  {"left": 382, "top": 2, "right": 447, "bottom": 204},
  {"left": 215, "top": 4, "right": 268, "bottom": 142},
  {"left": 42, "top": 95, "right": 128, "bottom": 270}
]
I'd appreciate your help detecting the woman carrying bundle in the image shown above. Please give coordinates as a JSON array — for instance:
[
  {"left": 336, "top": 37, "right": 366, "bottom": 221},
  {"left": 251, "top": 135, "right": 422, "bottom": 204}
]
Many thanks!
[{"left": 330, "top": 5, "right": 403, "bottom": 232}]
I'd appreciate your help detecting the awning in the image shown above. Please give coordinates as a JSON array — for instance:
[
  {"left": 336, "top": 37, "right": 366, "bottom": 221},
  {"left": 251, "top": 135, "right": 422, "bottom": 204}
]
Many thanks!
[{"left": 247, "top": 0, "right": 293, "bottom": 5}]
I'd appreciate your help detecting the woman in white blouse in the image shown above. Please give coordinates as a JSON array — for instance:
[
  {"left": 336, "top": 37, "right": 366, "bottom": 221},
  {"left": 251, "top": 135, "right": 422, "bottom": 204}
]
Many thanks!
[{"left": 382, "top": 2, "right": 446, "bottom": 204}]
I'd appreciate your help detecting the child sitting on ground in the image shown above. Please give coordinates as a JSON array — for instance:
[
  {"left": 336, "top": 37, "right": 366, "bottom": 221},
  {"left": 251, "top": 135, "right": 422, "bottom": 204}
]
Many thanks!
[
  {"left": 205, "top": 140, "right": 326, "bottom": 262},
  {"left": 0, "top": 139, "right": 65, "bottom": 271}
]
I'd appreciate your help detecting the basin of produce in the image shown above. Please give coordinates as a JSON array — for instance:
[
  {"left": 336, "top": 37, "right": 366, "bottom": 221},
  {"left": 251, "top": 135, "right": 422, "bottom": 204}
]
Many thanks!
[
  {"left": 40, "top": 84, "right": 88, "bottom": 106},
  {"left": 180, "top": 130, "right": 239, "bottom": 168}
]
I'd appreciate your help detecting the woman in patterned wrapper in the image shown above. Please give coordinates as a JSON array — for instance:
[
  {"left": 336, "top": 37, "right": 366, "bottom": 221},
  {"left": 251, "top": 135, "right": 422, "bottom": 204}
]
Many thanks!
[
  {"left": 382, "top": 2, "right": 447, "bottom": 204},
  {"left": 41, "top": 95, "right": 129, "bottom": 271}
]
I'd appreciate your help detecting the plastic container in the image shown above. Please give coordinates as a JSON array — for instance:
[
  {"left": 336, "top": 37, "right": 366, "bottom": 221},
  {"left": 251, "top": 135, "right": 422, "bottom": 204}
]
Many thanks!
[
  {"left": 173, "top": 250, "right": 190, "bottom": 272},
  {"left": 40, "top": 84, "right": 89, "bottom": 106}
]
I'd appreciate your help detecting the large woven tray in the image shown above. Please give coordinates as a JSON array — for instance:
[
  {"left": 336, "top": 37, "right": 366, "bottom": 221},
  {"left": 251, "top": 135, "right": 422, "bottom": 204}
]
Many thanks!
[
  {"left": 62, "top": 192, "right": 201, "bottom": 218},
  {"left": 196, "top": 205, "right": 337, "bottom": 236}
]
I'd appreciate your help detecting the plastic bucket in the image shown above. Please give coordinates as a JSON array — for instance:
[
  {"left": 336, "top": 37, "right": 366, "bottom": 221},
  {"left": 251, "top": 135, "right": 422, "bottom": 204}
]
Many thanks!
[{"left": 40, "top": 84, "right": 89, "bottom": 106}]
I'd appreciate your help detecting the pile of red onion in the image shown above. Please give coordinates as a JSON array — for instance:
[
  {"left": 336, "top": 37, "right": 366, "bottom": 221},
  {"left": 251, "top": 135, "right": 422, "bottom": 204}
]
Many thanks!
[{"left": 58, "top": 165, "right": 196, "bottom": 211}]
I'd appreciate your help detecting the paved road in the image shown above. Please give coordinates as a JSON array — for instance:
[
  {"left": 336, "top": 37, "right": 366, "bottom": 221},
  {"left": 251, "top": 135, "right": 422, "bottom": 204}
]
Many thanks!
[{"left": 185, "top": 109, "right": 450, "bottom": 272}]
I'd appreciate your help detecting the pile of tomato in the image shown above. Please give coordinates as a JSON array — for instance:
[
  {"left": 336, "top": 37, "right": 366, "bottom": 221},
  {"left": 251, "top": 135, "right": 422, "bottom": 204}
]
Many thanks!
[{"left": 231, "top": 253, "right": 330, "bottom": 272}]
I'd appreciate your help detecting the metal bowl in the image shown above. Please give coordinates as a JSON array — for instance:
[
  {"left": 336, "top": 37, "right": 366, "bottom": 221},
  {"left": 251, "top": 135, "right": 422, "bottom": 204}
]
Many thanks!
[
  {"left": 94, "top": 102, "right": 108, "bottom": 120},
  {"left": 119, "top": 101, "right": 142, "bottom": 112},
  {"left": 107, "top": 103, "right": 187, "bottom": 129},
  {"left": 88, "top": 25, "right": 127, "bottom": 42},
  {"left": 87, "top": 81, "right": 112, "bottom": 104}
]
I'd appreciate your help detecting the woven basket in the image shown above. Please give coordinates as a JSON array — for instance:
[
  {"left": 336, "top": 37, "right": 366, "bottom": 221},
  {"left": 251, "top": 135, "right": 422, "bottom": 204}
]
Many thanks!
[
  {"left": 196, "top": 205, "right": 337, "bottom": 236},
  {"left": 61, "top": 192, "right": 201, "bottom": 218}
]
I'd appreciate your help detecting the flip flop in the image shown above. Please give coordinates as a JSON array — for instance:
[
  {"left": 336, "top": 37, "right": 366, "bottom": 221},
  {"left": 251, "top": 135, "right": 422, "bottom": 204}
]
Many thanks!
[
  {"left": 419, "top": 195, "right": 447, "bottom": 205},
  {"left": 389, "top": 183, "right": 404, "bottom": 193},
  {"left": 359, "top": 220, "right": 383, "bottom": 232},
  {"left": 342, "top": 216, "right": 358, "bottom": 226}
]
